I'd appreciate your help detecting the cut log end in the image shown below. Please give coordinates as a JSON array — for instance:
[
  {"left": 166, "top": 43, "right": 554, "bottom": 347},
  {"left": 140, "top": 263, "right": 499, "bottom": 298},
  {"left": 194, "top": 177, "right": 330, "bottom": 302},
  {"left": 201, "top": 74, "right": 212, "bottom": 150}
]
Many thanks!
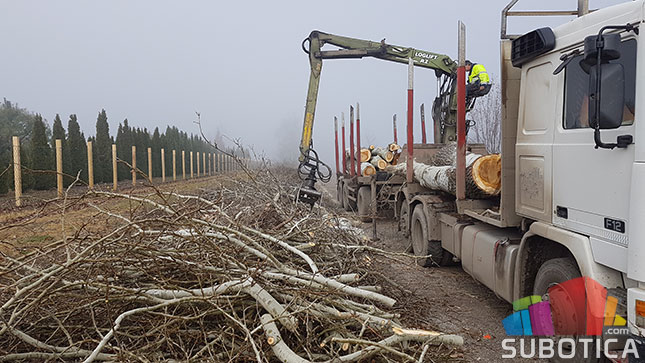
[
  {"left": 370, "top": 156, "right": 387, "bottom": 170},
  {"left": 471, "top": 154, "right": 502, "bottom": 195},
  {"left": 361, "top": 162, "right": 376, "bottom": 176},
  {"left": 359, "top": 148, "right": 372, "bottom": 163}
]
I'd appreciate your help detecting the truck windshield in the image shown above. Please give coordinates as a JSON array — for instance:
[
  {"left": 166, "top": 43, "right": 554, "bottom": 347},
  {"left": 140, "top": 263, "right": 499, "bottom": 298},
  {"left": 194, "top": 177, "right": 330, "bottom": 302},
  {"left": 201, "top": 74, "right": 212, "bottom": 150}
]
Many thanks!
[{"left": 563, "top": 38, "right": 637, "bottom": 129}]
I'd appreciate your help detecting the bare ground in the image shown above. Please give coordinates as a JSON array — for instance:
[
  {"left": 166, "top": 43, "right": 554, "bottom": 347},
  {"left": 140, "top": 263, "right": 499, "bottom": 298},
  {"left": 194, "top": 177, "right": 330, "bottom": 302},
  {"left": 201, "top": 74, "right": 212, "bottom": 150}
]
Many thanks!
[
  {"left": 320, "top": 183, "right": 545, "bottom": 362},
  {"left": 0, "top": 173, "right": 545, "bottom": 361}
]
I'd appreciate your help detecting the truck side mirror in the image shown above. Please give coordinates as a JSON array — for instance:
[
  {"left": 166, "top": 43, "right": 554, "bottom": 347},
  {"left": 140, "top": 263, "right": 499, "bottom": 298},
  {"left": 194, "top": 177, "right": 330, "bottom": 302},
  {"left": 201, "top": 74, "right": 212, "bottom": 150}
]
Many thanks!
[
  {"left": 588, "top": 62, "right": 624, "bottom": 129},
  {"left": 581, "top": 31, "right": 632, "bottom": 149}
]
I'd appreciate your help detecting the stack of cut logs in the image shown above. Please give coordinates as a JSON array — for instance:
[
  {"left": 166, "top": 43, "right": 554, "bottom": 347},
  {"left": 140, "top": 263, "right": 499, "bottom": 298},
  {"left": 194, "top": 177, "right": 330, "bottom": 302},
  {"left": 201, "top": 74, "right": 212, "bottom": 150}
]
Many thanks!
[
  {"left": 347, "top": 143, "right": 401, "bottom": 176},
  {"left": 387, "top": 144, "right": 502, "bottom": 199}
]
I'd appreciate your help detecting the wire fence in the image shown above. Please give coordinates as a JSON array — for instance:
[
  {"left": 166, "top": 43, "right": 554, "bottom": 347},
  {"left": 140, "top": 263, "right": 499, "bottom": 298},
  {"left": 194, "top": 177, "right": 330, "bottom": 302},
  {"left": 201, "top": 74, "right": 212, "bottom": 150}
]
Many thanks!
[{"left": 5, "top": 136, "right": 255, "bottom": 207}]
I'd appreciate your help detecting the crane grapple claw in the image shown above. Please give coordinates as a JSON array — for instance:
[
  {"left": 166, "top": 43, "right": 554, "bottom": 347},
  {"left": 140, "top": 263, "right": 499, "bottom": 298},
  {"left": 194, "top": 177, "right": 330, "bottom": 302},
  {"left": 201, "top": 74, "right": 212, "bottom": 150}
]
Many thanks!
[{"left": 296, "top": 185, "right": 322, "bottom": 206}]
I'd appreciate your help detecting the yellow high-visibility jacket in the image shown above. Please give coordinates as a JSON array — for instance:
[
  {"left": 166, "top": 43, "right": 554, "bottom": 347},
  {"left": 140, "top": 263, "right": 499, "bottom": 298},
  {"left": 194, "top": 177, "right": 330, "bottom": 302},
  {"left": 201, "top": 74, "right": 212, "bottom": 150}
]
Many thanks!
[{"left": 468, "top": 64, "right": 490, "bottom": 84}]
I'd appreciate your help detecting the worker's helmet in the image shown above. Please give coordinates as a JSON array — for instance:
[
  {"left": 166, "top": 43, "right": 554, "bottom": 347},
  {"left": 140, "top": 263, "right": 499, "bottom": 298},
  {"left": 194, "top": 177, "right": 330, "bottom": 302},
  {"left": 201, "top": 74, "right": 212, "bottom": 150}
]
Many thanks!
[{"left": 465, "top": 60, "right": 472, "bottom": 66}]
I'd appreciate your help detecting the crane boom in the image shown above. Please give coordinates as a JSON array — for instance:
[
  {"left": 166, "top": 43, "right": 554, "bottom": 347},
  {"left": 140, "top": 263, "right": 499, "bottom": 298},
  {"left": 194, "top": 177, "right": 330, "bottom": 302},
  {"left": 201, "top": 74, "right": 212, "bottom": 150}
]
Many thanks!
[
  {"left": 299, "top": 30, "right": 457, "bottom": 160},
  {"left": 296, "top": 30, "right": 463, "bottom": 205}
]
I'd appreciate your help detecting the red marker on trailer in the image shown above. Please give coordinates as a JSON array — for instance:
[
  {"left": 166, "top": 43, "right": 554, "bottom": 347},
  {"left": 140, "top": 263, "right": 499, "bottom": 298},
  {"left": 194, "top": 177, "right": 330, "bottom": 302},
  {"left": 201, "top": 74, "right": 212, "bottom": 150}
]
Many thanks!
[
  {"left": 334, "top": 116, "right": 340, "bottom": 175},
  {"left": 393, "top": 114, "right": 398, "bottom": 145},
  {"left": 356, "top": 103, "right": 361, "bottom": 176},
  {"left": 406, "top": 57, "right": 414, "bottom": 184},
  {"left": 420, "top": 103, "right": 427, "bottom": 144},
  {"left": 341, "top": 113, "right": 346, "bottom": 174},
  {"left": 349, "top": 106, "right": 355, "bottom": 177},
  {"left": 456, "top": 21, "right": 466, "bottom": 200}
]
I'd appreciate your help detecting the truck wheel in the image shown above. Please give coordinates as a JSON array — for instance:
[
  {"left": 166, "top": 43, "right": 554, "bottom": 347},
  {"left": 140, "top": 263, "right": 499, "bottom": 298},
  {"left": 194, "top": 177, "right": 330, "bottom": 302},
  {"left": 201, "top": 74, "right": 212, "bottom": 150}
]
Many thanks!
[
  {"left": 533, "top": 258, "right": 581, "bottom": 297},
  {"left": 399, "top": 202, "right": 414, "bottom": 253},
  {"left": 344, "top": 185, "right": 356, "bottom": 212},
  {"left": 342, "top": 184, "right": 354, "bottom": 211},
  {"left": 357, "top": 186, "right": 372, "bottom": 222},
  {"left": 410, "top": 205, "right": 431, "bottom": 266},
  {"left": 533, "top": 258, "right": 604, "bottom": 363},
  {"left": 410, "top": 205, "right": 453, "bottom": 267}
]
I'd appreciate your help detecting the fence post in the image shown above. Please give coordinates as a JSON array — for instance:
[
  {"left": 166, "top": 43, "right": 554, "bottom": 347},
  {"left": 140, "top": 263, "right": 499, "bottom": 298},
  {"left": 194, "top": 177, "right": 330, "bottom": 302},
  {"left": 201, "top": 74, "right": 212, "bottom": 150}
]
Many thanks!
[
  {"left": 112, "top": 144, "right": 117, "bottom": 191},
  {"left": 172, "top": 149, "right": 176, "bottom": 181},
  {"left": 12, "top": 136, "right": 22, "bottom": 207},
  {"left": 132, "top": 145, "right": 137, "bottom": 186},
  {"left": 161, "top": 148, "right": 166, "bottom": 183},
  {"left": 56, "top": 139, "right": 63, "bottom": 198},
  {"left": 208, "top": 153, "right": 212, "bottom": 176},
  {"left": 196, "top": 152, "right": 200, "bottom": 177},
  {"left": 190, "top": 151, "right": 194, "bottom": 178},
  {"left": 202, "top": 152, "right": 206, "bottom": 177},
  {"left": 87, "top": 141, "right": 94, "bottom": 189},
  {"left": 147, "top": 147, "right": 152, "bottom": 183},
  {"left": 182, "top": 150, "right": 186, "bottom": 180}
]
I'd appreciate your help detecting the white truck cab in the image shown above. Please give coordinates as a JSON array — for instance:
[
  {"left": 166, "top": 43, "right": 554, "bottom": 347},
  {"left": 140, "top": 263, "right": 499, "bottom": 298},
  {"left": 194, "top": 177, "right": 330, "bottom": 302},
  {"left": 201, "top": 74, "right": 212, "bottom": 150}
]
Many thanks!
[{"left": 511, "top": 0, "right": 645, "bottom": 338}]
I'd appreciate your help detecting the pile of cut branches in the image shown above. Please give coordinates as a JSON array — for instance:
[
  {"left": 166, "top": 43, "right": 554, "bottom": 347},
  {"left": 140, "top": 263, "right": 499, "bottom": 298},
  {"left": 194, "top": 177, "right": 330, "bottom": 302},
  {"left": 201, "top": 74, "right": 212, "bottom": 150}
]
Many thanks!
[{"left": 0, "top": 163, "right": 462, "bottom": 362}]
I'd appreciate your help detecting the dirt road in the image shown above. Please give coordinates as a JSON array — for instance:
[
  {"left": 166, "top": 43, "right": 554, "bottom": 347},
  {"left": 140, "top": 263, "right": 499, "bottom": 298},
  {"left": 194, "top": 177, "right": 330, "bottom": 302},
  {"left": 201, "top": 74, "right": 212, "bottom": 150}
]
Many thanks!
[
  {"left": 365, "top": 218, "right": 518, "bottom": 362},
  {"left": 321, "top": 185, "right": 544, "bottom": 362}
]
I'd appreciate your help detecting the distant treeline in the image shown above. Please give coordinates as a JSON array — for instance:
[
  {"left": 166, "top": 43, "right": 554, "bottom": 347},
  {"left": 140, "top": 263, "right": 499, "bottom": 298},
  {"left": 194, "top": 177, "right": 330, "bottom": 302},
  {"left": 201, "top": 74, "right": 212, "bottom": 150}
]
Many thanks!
[{"left": 0, "top": 99, "right": 225, "bottom": 194}]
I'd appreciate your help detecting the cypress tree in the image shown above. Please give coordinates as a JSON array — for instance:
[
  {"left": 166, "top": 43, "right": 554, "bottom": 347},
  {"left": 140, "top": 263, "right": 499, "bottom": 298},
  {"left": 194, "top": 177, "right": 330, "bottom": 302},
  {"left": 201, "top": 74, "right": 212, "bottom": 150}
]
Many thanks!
[
  {"left": 67, "top": 115, "right": 87, "bottom": 182},
  {"left": 29, "top": 115, "right": 54, "bottom": 190},
  {"left": 0, "top": 99, "right": 39, "bottom": 194},
  {"left": 151, "top": 127, "right": 161, "bottom": 178},
  {"left": 51, "top": 114, "right": 71, "bottom": 184},
  {"left": 51, "top": 114, "right": 65, "bottom": 148},
  {"left": 94, "top": 109, "right": 111, "bottom": 183},
  {"left": 116, "top": 119, "right": 133, "bottom": 180}
]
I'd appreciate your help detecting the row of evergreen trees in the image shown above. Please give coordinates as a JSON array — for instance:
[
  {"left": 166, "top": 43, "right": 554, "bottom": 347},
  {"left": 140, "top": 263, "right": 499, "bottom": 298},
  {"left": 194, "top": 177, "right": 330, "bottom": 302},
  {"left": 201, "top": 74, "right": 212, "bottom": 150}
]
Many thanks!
[{"left": 0, "top": 99, "right": 222, "bottom": 194}]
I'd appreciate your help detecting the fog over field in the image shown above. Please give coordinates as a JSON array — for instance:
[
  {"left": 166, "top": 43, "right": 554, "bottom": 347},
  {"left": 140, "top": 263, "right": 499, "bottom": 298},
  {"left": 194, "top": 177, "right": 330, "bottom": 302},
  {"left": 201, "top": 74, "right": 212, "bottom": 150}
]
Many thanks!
[{"left": 0, "top": 0, "right": 630, "bottom": 164}]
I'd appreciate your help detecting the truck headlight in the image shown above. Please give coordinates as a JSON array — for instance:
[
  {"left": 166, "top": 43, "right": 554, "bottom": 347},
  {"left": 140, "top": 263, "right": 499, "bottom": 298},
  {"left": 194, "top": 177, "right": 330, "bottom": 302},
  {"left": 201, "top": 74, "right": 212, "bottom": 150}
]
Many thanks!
[
  {"left": 637, "top": 299, "right": 645, "bottom": 329},
  {"left": 628, "top": 289, "right": 645, "bottom": 334}
]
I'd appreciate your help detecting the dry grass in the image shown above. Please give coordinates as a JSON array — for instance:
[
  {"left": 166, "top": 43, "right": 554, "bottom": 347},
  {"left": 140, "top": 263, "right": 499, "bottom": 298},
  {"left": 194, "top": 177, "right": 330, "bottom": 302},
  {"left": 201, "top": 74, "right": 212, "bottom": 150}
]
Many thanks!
[{"left": 0, "top": 175, "right": 235, "bottom": 254}]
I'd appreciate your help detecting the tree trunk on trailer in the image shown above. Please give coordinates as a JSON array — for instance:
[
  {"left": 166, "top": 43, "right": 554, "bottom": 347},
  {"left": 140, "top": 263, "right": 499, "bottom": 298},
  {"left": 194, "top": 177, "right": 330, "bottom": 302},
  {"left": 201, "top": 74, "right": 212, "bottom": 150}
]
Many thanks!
[{"left": 387, "top": 152, "right": 501, "bottom": 199}]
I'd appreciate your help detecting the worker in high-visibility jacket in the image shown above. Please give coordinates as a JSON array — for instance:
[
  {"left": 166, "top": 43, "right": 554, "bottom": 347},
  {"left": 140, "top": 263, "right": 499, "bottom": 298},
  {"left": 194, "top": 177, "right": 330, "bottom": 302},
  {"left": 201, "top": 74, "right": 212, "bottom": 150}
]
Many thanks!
[{"left": 465, "top": 60, "right": 491, "bottom": 98}]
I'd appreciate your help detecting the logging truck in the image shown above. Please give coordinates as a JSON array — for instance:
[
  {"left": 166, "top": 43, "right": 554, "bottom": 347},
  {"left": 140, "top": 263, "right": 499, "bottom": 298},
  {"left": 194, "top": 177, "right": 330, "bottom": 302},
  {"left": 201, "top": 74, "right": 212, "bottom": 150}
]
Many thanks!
[{"left": 299, "top": 0, "right": 645, "bottom": 358}]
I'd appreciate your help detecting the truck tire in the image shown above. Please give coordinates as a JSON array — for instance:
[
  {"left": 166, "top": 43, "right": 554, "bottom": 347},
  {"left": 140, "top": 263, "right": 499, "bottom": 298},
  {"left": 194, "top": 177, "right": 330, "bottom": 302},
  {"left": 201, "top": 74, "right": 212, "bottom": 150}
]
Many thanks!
[
  {"left": 533, "top": 258, "right": 581, "bottom": 298},
  {"left": 410, "top": 205, "right": 452, "bottom": 267},
  {"left": 343, "top": 184, "right": 352, "bottom": 212},
  {"left": 533, "top": 258, "right": 606, "bottom": 363},
  {"left": 357, "top": 186, "right": 372, "bottom": 222},
  {"left": 399, "top": 202, "right": 410, "bottom": 239}
]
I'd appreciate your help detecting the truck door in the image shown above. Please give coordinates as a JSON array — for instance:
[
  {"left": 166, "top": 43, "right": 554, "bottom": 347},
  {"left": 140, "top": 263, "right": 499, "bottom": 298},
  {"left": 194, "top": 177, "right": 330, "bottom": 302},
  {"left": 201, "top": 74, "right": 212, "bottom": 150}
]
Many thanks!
[{"left": 552, "top": 38, "right": 637, "bottom": 273}]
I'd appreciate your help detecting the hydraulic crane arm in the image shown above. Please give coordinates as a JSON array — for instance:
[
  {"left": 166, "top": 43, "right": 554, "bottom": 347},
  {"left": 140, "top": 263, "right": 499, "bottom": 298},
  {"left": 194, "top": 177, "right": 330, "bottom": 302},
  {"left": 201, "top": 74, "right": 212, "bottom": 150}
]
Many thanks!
[
  {"left": 299, "top": 30, "right": 457, "bottom": 161},
  {"left": 296, "top": 30, "right": 459, "bottom": 206},
  {"left": 310, "top": 32, "right": 456, "bottom": 74}
]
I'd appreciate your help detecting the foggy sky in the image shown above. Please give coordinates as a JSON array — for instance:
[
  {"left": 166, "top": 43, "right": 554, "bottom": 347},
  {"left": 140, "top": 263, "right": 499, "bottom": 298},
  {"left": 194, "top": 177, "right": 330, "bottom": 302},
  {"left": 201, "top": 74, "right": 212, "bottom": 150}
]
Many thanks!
[{"left": 0, "top": 0, "right": 631, "bottom": 166}]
